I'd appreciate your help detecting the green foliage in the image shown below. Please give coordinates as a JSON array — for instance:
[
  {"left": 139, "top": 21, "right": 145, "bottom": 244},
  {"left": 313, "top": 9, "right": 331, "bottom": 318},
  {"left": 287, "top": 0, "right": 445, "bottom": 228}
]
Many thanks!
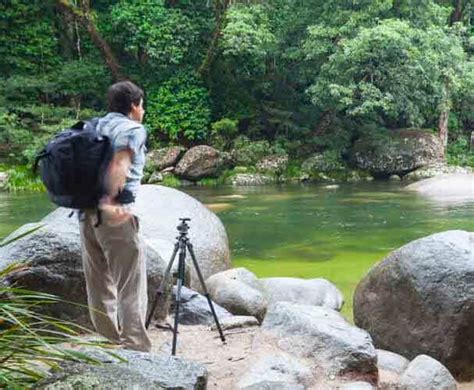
[
  {"left": 110, "top": 0, "right": 196, "bottom": 69},
  {"left": 161, "top": 174, "right": 181, "bottom": 188},
  {"left": 0, "top": 105, "right": 103, "bottom": 165},
  {"left": 0, "top": 0, "right": 472, "bottom": 180},
  {"left": 231, "top": 136, "right": 272, "bottom": 166},
  {"left": 0, "top": 262, "right": 114, "bottom": 387},
  {"left": 306, "top": 19, "right": 467, "bottom": 127},
  {"left": 0, "top": 0, "right": 59, "bottom": 76},
  {"left": 447, "top": 136, "right": 474, "bottom": 167},
  {"left": 210, "top": 118, "right": 238, "bottom": 150},
  {"left": 5, "top": 165, "right": 45, "bottom": 192},
  {"left": 221, "top": 4, "right": 276, "bottom": 68},
  {"left": 146, "top": 75, "right": 211, "bottom": 142}
]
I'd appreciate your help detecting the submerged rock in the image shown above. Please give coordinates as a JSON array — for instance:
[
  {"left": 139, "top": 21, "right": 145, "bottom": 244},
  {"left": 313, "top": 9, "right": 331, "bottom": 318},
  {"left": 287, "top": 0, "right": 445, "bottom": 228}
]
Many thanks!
[{"left": 404, "top": 173, "right": 474, "bottom": 203}]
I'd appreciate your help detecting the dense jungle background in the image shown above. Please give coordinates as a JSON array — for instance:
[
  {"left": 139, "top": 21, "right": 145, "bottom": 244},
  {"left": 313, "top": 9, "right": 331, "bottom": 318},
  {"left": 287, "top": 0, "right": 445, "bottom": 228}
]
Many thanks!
[{"left": 0, "top": 0, "right": 473, "bottom": 189}]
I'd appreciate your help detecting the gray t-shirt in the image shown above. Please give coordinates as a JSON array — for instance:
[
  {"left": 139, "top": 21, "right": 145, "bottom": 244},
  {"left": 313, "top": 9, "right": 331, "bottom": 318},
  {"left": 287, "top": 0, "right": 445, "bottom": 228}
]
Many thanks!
[{"left": 97, "top": 112, "right": 147, "bottom": 198}]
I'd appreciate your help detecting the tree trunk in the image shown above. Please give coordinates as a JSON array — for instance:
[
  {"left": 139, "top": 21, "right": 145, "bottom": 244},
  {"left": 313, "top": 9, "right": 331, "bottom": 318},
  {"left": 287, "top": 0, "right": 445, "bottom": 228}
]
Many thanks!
[
  {"left": 197, "top": 0, "right": 230, "bottom": 77},
  {"left": 438, "top": 110, "right": 449, "bottom": 152},
  {"left": 56, "top": 0, "right": 123, "bottom": 81},
  {"left": 450, "top": 0, "right": 464, "bottom": 25}
]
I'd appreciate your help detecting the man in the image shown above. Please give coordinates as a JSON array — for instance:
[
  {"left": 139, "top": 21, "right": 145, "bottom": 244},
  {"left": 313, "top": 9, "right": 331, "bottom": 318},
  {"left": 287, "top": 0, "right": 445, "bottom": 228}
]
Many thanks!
[{"left": 79, "top": 80, "right": 151, "bottom": 352}]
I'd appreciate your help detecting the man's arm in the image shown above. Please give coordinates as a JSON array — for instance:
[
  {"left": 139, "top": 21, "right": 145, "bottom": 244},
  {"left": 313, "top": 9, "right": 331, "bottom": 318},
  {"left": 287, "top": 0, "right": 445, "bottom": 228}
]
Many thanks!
[
  {"left": 100, "top": 149, "right": 133, "bottom": 223},
  {"left": 105, "top": 148, "right": 133, "bottom": 199}
]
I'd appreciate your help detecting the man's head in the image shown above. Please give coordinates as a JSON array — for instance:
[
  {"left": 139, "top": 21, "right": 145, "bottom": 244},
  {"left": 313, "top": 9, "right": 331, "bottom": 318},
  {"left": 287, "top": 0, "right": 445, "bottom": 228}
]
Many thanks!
[{"left": 107, "top": 81, "right": 145, "bottom": 123}]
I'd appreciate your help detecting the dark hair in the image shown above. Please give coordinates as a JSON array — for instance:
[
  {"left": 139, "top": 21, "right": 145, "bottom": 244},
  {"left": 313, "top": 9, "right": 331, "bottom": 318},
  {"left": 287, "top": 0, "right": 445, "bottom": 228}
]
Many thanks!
[{"left": 107, "top": 81, "right": 144, "bottom": 115}]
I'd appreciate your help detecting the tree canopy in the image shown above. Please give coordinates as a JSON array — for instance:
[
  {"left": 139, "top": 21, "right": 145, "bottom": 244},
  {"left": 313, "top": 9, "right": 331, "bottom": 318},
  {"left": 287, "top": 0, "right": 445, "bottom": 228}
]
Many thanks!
[{"left": 0, "top": 0, "right": 472, "bottom": 163}]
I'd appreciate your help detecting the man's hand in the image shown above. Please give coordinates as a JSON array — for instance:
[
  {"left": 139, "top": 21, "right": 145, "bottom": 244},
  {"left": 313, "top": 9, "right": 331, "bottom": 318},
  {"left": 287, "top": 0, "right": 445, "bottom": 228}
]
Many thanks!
[{"left": 99, "top": 202, "right": 133, "bottom": 226}]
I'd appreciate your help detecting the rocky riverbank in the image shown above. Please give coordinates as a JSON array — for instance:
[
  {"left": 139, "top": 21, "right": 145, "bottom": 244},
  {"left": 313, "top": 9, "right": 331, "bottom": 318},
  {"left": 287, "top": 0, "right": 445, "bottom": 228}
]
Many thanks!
[
  {"left": 2, "top": 185, "right": 473, "bottom": 388},
  {"left": 144, "top": 130, "right": 472, "bottom": 188}
]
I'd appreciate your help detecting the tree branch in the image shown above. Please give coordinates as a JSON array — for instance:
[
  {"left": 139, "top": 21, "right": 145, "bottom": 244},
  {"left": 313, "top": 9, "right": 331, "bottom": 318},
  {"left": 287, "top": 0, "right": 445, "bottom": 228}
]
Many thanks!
[{"left": 56, "top": 0, "right": 124, "bottom": 81}]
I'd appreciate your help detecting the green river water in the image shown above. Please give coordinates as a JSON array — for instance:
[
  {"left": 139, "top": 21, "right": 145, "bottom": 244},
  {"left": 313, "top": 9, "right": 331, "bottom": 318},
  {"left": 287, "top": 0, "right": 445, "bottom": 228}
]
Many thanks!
[{"left": 1, "top": 182, "right": 474, "bottom": 320}]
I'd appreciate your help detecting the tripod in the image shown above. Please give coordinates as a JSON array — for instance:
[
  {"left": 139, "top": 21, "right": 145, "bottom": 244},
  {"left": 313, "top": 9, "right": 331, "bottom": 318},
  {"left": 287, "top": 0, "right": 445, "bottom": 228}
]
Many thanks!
[{"left": 145, "top": 218, "right": 226, "bottom": 356}]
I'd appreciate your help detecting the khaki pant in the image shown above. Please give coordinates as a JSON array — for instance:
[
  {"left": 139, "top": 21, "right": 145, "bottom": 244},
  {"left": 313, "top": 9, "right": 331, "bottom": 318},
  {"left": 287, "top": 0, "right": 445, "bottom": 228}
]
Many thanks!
[{"left": 79, "top": 210, "right": 151, "bottom": 352}]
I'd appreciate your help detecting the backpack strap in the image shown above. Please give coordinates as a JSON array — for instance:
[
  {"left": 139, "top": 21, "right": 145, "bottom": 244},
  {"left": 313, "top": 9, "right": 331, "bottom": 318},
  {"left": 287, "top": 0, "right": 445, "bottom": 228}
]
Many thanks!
[
  {"left": 32, "top": 150, "right": 49, "bottom": 174},
  {"left": 94, "top": 209, "right": 102, "bottom": 228}
]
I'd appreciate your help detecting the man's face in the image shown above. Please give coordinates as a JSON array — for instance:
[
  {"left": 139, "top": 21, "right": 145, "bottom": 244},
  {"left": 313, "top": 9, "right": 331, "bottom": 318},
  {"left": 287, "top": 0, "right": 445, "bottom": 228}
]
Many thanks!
[{"left": 130, "top": 98, "right": 145, "bottom": 123}]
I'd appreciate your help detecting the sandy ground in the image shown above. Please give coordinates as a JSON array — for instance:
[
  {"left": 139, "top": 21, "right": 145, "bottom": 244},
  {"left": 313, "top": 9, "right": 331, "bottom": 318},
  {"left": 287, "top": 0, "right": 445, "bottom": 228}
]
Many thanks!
[
  {"left": 149, "top": 322, "right": 256, "bottom": 389},
  {"left": 147, "top": 322, "right": 474, "bottom": 390}
]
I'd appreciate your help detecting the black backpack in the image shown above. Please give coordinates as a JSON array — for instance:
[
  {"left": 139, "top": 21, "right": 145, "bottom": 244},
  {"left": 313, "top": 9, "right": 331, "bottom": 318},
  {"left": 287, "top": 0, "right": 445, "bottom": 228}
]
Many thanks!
[{"left": 34, "top": 118, "right": 113, "bottom": 210}]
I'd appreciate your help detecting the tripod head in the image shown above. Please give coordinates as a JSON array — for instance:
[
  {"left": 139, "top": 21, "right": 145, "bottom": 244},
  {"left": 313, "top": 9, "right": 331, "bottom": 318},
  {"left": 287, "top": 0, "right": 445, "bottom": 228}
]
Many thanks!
[{"left": 177, "top": 218, "right": 191, "bottom": 236}]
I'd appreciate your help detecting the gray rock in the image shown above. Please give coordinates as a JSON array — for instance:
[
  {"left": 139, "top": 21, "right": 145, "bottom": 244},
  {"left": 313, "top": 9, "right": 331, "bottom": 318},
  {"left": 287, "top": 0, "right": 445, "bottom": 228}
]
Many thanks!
[
  {"left": 354, "top": 230, "right": 474, "bottom": 379},
  {"left": 403, "top": 163, "right": 472, "bottom": 181},
  {"left": 400, "top": 355, "right": 457, "bottom": 390},
  {"left": 230, "top": 173, "right": 275, "bottom": 186},
  {"left": 404, "top": 173, "right": 474, "bottom": 203},
  {"left": 377, "top": 349, "right": 409, "bottom": 375},
  {"left": 256, "top": 155, "right": 288, "bottom": 176},
  {"left": 148, "top": 171, "right": 164, "bottom": 183},
  {"left": 260, "top": 277, "right": 344, "bottom": 311},
  {"left": 350, "top": 129, "right": 444, "bottom": 176},
  {"left": 389, "top": 174, "right": 401, "bottom": 181},
  {"left": 0, "top": 171, "right": 7, "bottom": 190},
  {"left": 175, "top": 145, "right": 226, "bottom": 181},
  {"left": 134, "top": 185, "right": 232, "bottom": 290},
  {"left": 148, "top": 146, "right": 186, "bottom": 171},
  {"left": 339, "top": 382, "right": 375, "bottom": 390},
  {"left": 301, "top": 153, "right": 346, "bottom": 174},
  {"left": 210, "top": 315, "right": 259, "bottom": 331},
  {"left": 171, "top": 286, "right": 232, "bottom": 325},
  {"left": 237, "top": 354, "right": 314, "bottom": 390},
  {"left": 0, "top": 208, "right": 169, "bottom": 326},
  {"left": 35, "top": 348, "right": 207, "bottom": 389},
  {"left": 261, "top": 302, "right": 377, "bottom": 381},
  {"left": 206, "top": 268, "right": 267, "bottom": 322}
]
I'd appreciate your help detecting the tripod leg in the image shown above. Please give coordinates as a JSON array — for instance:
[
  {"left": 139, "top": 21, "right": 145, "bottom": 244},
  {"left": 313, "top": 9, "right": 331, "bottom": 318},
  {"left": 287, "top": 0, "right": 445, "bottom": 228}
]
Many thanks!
[
  {"left": 172, "top": 245, "right": 187, "bottom": 356},
  {"left": 146, "top": 241, "right": 180, "bottom": 329},
  {"left": 186, "top": 242, "right": 226, "bottom": 344}
]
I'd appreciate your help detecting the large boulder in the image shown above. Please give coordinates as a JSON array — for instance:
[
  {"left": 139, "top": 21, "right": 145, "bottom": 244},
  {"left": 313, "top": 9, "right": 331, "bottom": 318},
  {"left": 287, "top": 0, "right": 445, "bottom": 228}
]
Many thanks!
[
  {"left": 400, "top": 355, "right": 457, "bottom": 390},
  {"left": 147, "top": 146, "right": 186, "bottom": 171},
  {"left": 0, "top": 213, "right": 169, "bottom": 326},
  {"left": 354, "top": 230, "right": 474, "bottom": 379},
  {"left": 403, "top": 163, "right": 472, "bottom": 182},
  {"left": 404, "top": 173, "right": 474, "bottom": 203},
  {"left": 35, "top": 348, "right": 207, "bottom": 389},
  {"left": 350, "top": 129, "right": 444, "bottom": 176},
  {"left": 175, "top": 145, "right": 226, "bottom": 181},
  {"left": 0, "top": 185, "right": 231, "bottom": 324},
  {"left": 135, "top": 185, "right": 232, "bottom": 290},
  {"left": 206, "top": 268, "right": 268, "bottom": 323},
  {"left": 260, "top": 277, "right": 344, "bottom": 311},
  {"left": 260, "top": 302, "right": 378, "bottom": 383}
]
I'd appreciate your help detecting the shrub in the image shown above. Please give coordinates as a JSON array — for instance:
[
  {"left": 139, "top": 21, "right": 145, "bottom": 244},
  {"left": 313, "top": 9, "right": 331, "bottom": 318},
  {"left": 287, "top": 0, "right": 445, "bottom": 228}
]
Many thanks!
[
  {"left": 0, "top": 260, "right": 113, "bottom": 387},
  {"left": 210, "top": 118, "right": 238, "bottom": 150},
  {"left": 145, "top": 75, "right": 211, "bottom": 143}
]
